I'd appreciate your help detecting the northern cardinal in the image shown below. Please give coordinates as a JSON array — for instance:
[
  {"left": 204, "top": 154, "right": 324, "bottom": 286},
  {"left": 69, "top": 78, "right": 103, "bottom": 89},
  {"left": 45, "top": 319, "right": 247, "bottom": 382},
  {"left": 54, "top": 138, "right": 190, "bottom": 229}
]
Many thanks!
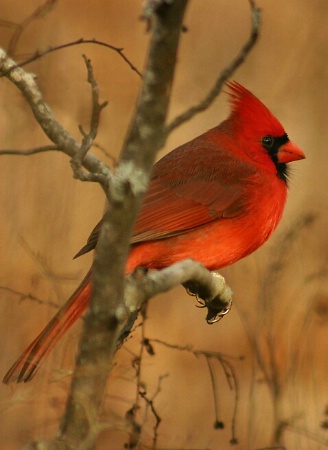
[{"left": 3, "top": 82, "right": 305, "bottom": 384}]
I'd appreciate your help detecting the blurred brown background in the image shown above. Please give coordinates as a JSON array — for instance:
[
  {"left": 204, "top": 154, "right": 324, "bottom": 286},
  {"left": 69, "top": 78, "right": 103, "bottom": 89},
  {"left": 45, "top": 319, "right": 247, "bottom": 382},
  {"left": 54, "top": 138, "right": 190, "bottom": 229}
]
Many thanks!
[{"left": 0, "top": 1, "right": 327, "bottom": 449}]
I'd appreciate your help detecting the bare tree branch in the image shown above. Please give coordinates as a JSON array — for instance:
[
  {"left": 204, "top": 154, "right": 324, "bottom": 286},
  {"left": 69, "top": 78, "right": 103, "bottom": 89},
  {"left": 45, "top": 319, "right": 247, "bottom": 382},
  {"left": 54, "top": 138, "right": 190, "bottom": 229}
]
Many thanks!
[
  {"left": 165, "top": 0, "right": 260, "bottom": 134},
  {"left": 125, "top": 260, "right": 232, "bottom": 320},
  {"left": 124, "top": 304, "right": 147, "bottom": 448},
  {"left": 3, "top": 38, "right": 142, "bottom": 78},
  {"left": 54, "top": 3, "right": 190, "bottom": 449},
  {"left": 0, "top": 48, "right": 112, "bottom": 182}
]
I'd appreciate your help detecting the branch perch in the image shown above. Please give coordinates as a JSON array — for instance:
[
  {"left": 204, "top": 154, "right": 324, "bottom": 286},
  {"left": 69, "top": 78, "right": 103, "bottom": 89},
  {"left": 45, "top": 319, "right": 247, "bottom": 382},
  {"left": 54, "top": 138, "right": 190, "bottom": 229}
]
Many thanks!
[{"left": 125, "top": 260, "right": 233, "bottom": 324}]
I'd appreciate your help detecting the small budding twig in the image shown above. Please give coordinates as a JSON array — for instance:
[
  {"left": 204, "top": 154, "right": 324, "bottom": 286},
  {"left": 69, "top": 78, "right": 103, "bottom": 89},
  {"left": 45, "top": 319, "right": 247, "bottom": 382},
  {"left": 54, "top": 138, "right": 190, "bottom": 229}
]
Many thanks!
[{"left": 70, "top": 55, "right": 110, "bottom": 188}]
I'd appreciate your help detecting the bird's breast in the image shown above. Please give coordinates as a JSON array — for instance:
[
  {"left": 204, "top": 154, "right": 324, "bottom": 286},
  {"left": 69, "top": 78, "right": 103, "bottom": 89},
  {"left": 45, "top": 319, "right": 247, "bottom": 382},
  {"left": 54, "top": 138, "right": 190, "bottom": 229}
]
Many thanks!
[{"left": 126, "top": 174, "right": 287, "bottom": 273}]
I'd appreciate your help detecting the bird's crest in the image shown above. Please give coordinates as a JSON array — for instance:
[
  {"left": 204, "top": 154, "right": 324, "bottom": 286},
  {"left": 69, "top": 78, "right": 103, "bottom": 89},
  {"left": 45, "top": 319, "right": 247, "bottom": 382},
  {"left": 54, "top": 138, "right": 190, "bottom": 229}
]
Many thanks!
[{"left": 226, "top": 81, "right": 285, "bottom": 137}]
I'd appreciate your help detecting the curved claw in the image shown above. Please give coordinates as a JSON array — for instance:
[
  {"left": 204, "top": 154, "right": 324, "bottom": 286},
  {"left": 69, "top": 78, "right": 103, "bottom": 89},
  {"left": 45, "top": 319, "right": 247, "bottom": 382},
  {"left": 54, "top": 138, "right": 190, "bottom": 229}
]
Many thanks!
[
  {"left": 195, "top": 296, "right": 206, "bottom": 308},
  {"left": 206, "top": 298, "right": 233, "bottom": 324}
]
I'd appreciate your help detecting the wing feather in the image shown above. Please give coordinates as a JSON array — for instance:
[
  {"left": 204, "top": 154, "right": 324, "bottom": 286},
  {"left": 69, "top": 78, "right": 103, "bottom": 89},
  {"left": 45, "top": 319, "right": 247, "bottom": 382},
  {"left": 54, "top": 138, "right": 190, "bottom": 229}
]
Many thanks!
[{"left": 75, "top": 132, "right": 256, "bottom": 255}]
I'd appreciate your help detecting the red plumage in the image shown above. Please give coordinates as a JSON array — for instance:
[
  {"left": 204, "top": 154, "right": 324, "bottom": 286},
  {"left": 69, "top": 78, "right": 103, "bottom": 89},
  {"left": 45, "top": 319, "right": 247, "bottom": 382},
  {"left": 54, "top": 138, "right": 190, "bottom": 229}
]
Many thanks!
[{"left": 3, "top": 82, "right": 305, "bottom": 383}]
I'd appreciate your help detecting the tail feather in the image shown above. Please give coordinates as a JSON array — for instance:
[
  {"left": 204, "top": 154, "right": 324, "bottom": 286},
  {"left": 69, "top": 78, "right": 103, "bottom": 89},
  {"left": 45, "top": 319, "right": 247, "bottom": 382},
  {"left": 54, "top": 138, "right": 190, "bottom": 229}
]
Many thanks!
[{"left": 3, "top": 269, "right": 92, "bottom": 384}]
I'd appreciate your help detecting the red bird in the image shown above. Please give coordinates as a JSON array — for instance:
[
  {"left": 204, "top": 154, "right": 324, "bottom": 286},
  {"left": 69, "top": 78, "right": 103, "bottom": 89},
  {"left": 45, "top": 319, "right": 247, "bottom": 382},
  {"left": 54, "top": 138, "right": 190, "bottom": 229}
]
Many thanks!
[{"left": 3, "top": 82, "right": 305, "bottom": 383}]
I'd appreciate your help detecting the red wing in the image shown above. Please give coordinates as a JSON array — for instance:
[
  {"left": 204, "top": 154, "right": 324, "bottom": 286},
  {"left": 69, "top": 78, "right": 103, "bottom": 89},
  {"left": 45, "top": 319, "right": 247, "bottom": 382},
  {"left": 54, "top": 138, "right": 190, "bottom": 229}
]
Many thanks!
[
  {"left": 75, "top": 134, "right": 256, "bottom": 255},
  {"left": 131, "top": 178, "right": 246, "bottom": 243},
  {"left": 131, "top": 137, "right": 255, "bottom": 243}
]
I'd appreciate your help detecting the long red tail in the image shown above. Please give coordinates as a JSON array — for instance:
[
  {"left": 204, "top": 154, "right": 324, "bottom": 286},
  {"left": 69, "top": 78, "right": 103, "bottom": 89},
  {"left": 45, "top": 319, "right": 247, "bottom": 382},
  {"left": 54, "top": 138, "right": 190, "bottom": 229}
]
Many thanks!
[{"left": 3, "top": 269, "right": 92, "bottom": 384}]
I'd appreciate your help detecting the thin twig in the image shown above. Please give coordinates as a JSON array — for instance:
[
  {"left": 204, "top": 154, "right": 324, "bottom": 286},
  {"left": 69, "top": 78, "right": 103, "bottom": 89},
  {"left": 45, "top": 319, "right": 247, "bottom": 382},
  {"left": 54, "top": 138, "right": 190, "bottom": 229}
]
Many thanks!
[
  {"left": 0, "top": 286, "right": 59, "bottom": 309},
  {"left": 70, "top": 55, "right": 109, "bottom": 188},
  {"left": 139, "top": 386, "right": 162, "bottom": 449},
  {"left": 165, "top": 0, "right": 260, "bottom": 134},
  {"left": 0, "top": 145, "right": 61, "bottom": 156},
  {"left": 147, "top": 337, "right": 241, "bottom": 443},
  {"left": 219, "top": 358, "right": 239, "bottom": 445},
  {"left": 0, "top": 143, "right": 118, "bottom": 164},
  {"left": 146, "top": 337, "right": 243, "bottom": 361},
  {"left": 205, "top": 356, "right": 224, "bottom": 429},
  {"left": 3, "top": 38, "right": 142, "bottom": 78}
]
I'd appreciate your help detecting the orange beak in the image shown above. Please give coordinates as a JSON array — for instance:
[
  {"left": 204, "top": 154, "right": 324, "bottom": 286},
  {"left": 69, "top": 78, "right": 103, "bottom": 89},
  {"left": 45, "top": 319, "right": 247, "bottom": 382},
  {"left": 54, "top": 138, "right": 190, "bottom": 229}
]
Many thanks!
[{"left": 277, "top": 141, "right": 305, "bottom": 163}]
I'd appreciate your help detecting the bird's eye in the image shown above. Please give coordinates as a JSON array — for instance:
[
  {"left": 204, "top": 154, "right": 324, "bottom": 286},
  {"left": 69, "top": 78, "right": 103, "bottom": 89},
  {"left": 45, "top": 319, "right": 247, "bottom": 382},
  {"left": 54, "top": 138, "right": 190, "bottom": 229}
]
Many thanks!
[{"left": 261, "top": 135, "right": 274, "bottom": 148}]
